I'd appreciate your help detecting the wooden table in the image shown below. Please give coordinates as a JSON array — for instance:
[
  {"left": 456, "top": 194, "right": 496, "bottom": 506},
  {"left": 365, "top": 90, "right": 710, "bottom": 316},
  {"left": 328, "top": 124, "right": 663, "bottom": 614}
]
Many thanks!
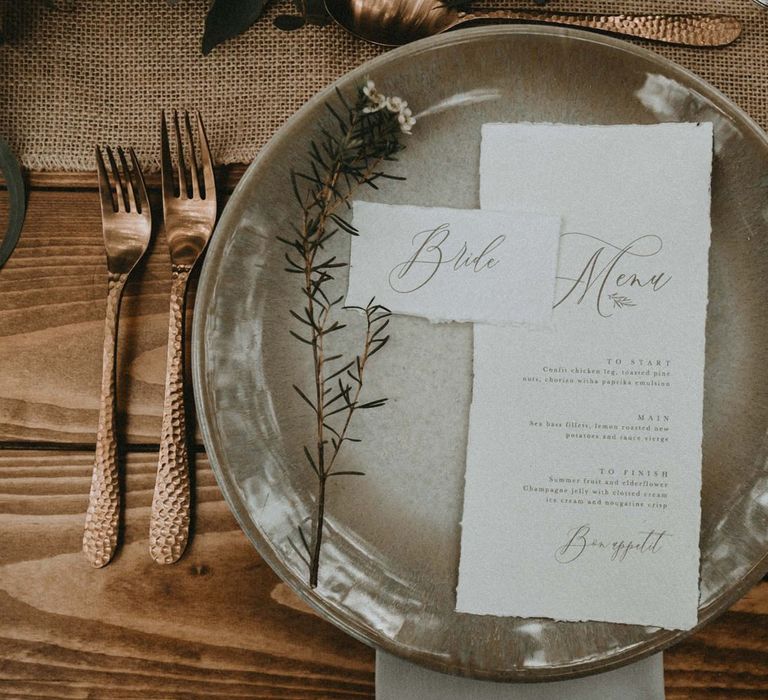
[{"left": 1, "top": 170, "right": 767, "bottom": 699}]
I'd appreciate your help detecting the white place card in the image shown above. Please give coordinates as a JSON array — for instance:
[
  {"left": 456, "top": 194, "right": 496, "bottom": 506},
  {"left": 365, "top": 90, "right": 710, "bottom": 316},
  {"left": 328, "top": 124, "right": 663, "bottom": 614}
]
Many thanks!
[
  {"left": 457, "top": 123, "right": 713, "bottom": 629},
  {"left": 346, "top": 202, "right": 561, "bottom": 326}
]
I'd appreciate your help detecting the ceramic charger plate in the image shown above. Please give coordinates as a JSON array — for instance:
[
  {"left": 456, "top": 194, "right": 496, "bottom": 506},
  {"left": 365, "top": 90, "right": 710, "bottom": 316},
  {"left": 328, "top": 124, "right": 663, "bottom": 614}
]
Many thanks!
[{"left": 192, "top": 26, "right": 768, "bottom": 681}]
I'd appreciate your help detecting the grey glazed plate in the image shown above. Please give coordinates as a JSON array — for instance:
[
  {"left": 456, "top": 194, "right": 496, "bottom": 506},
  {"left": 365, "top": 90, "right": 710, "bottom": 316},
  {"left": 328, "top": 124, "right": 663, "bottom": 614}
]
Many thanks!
[{"left": 193, "top": 26, "right": 768, "bottom": 681}]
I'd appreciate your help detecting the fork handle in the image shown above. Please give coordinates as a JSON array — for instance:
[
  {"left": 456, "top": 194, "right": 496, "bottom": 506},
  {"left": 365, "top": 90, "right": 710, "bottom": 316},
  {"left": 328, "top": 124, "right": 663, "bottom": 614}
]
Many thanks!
[
  {"left": 150, "top": 266, "right": 192, "bottom": 564},
  {"left": 83, "top": 273, "right": 128, "bottom": 568},
  {"left": 457, "top": 12, "right": 742, "bottom": 47}
]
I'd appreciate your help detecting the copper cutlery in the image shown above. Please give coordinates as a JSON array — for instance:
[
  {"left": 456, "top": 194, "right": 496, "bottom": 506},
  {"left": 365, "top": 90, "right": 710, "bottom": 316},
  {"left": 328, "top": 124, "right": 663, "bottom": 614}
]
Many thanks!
[
  {"left": 323, "top": 0, "right": 743, "bottom": 48},
  {"left": 83, "top": 146, "right": 152, "bottom": 568},
  {"left": 149, "top": 110, "right": 217, "bottom": 565}
]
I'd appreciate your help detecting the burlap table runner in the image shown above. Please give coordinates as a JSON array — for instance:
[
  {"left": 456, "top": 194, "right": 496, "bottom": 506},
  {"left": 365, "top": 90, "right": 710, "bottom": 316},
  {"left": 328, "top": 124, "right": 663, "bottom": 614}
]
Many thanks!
[{"left": 1, "top": 0, "right": 766, "bottom": 171}]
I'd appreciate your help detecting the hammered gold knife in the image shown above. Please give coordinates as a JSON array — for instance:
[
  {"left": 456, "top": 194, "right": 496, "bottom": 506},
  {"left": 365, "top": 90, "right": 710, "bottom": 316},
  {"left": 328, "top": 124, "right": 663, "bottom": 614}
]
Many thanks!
[{"left": 323, "top": 0, "right": 743, "bottom": 48}]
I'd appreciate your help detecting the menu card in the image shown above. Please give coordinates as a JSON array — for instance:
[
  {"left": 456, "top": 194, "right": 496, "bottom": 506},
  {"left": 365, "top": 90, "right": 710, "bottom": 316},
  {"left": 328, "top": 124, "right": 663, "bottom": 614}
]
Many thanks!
[{"left": 456, "top": 123, "right": 712, "bottom": 629}]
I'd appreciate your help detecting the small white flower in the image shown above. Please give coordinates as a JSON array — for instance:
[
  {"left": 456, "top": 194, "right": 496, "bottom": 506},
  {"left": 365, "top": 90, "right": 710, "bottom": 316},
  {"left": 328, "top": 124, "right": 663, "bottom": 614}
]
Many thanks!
[
  {"left": 400, "top": 115, "right": 416, "bottom": 135},
  {"left": 394, "top": 103, "right": 415, "bottom": 134},
  {"left": 360, "top": 80, "right": 415, "bottom": 133},
  {"left": 362, "top": 79, "right": 388, "bottom": 113},
  {"left": 362, "top": 79, "right": 377, "bottom": 98},
  {"left": 368, "top": 95, "right": 388, "bottom": 113}
]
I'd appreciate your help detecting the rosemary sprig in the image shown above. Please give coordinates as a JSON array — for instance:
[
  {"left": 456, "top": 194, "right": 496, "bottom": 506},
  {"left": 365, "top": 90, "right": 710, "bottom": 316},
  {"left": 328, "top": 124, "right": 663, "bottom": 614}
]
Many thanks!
[
  {"left": 608, "top": 292, "right": 636, "bottom": 309},
  {"left": 281, "top": 80, "right": 413, "bottom": 587}
]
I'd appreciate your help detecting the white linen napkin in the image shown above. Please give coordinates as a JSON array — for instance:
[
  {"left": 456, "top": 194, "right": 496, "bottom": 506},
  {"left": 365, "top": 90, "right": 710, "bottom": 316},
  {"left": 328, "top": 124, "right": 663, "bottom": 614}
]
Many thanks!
[{"left": 376, "top": 652, "right": 665, "bottom": 700}]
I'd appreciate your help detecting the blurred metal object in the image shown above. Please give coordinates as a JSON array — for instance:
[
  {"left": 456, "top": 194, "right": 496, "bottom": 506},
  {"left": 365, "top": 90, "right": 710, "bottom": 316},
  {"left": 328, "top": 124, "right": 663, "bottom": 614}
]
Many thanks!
[
  {"left": 324, "top": 0, "right": 743, "bottom": 47},
  {"left": 83, "top": 145, "right": 152, "bottom": 568},
  {"left": 305, "top": 0, "right": 331, "bottom": 24},
  {"left": 0, "top": 138, "right": 25, "bottom": 270}
]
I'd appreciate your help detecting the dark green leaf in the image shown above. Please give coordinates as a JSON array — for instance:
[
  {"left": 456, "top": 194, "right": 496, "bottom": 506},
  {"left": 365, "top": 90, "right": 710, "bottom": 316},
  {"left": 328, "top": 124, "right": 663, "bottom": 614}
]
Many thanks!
[
  {"left": 202, "top": 0, "right": 268, "bottom": 55},
  {"left": 273, "top": 14, "right": 306, "bottom": 31},
  {"left": 325, "top": 361, "right": 354, "bottom": 382},
  {"left": 293, "top": 384, "right": 317, "bottom": 410},
  {"left": 303, "top": 446, "right": 319, "bottom": 476},
  {"left": 326, "top": 403, "right": 356, "bottom": 417},
  {"left": 297, "top": 524, "right": 311, "bottom": 556},
  {"left": 289, "top": 309, "right": 313, "bottom": 327},
  {"left": 371, "top": 319, "right": 390, "bottom": 339},
  {"left": 289, "top": 330, "right": 314, "bottom": 346},
  {"left": 289, "top": 532, "right": 310, "bottom": 566},
  {"left": 368, "top": 337, "right": 389, "bottom": 357},
  {"left": 323, "top": 422, "right": 340, "bottom": 437},
  {"left": 359, "top": 398, "right": 387, "bottom": 409}
]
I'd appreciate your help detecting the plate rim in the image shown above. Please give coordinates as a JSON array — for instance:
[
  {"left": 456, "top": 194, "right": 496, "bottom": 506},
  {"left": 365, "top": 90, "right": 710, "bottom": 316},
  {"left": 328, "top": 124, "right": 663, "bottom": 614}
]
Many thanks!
[{"left": 192, "top": 24, "right": 768, "bottom": 681}]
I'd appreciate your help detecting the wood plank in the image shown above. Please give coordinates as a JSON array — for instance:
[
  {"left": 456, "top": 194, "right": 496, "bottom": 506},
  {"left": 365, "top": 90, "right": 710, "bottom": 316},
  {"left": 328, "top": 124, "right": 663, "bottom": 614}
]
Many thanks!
[
  {"left": 0, "top": 188, "right": 213, "bottom": 445},
  {"left": 0, "top": 165, "right": 248, "bottom": 193},
  {"left": 1, "top": 451, "right": 768, "bottom": 697},
  {"left": 0, "top": 451, "right": 768, "bottom": 700},
  {"left": 0, "top": 451, "right": 374, "bottom": 699},
  {"left": 665, "top": 583, "right": 768, "bottom": 698},
  {"left": 3, "top": 172, "right": 768, "bottom": 695}
]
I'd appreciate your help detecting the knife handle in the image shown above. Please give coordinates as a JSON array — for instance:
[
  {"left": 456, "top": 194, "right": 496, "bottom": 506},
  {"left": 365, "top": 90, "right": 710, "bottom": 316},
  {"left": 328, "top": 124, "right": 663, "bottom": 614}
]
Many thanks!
[
  {"left": 150, "top": 266, "right": 192, "bottom": 564},
  {"left": 459, "top": 12, "right": 742, "bottom": 47},
  {"left": 83, "top": 273, "right": 127, "bottom": 568}
]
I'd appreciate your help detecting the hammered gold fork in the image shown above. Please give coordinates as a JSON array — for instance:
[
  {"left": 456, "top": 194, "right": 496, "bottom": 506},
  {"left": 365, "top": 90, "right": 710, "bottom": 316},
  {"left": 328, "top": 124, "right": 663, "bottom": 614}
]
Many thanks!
[
  {"left": 83, "top": 146, "right": 152, "bottom": 568},
  {"left": 149, "top": 111, "right": 216, "bottom": 564}
]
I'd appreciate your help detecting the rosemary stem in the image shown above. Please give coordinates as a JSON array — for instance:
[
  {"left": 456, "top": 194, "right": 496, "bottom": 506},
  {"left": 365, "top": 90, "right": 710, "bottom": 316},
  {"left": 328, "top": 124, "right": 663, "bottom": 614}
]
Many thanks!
[
  {"left": 289, "top": 86, "right": 405, "bottom": 587},
  {"left": 324, "top": 317, "right": 373, "bottom": 475},
  {"left": 309, "top": 473, "right": 326, "bottom": 588},
  {"left": 304, "top": 137, "right": 350, "bottom": 588}
]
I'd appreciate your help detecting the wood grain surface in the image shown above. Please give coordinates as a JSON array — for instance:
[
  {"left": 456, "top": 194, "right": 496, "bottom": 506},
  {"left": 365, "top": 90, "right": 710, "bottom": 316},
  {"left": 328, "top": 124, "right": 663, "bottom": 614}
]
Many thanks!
[
  {"left": 0, "top": 451, "right": 374, "bottom": 699},
  {"left": 1, "top": 175, "right": 767, "bottom": 698},
  {"left": 0, "top": 186, "right": 206, "bottom": 446},
  {"left": 1, "top": 448, "right": 767, "bottom": 699}
]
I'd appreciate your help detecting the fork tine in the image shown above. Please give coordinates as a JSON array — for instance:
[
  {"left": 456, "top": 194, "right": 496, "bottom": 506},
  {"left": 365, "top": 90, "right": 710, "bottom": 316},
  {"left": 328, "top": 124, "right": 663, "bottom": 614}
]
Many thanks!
[
  {"left": 117, "top": 147, "right": 137, "bottom": 212},
  {"left": 183, "top": 111, "right": 201, "bottom": 199},
  {"left": 197, "top": 111, "right": 215, "bottom": 202},
  {"left": 129, "top": 148, "right": 149, "bottom": 216},
  {"left": 95, "top": 146, "right": 116, "bottom": 214},
  {"left": 105, "top": 146, "right": 126, "bottom": 212},
  {"left": 160, "top": 110, "right": 175, "bottom": 202},
  {"left": 173, "top": 110, "right": 189, "bottom": 199}
]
